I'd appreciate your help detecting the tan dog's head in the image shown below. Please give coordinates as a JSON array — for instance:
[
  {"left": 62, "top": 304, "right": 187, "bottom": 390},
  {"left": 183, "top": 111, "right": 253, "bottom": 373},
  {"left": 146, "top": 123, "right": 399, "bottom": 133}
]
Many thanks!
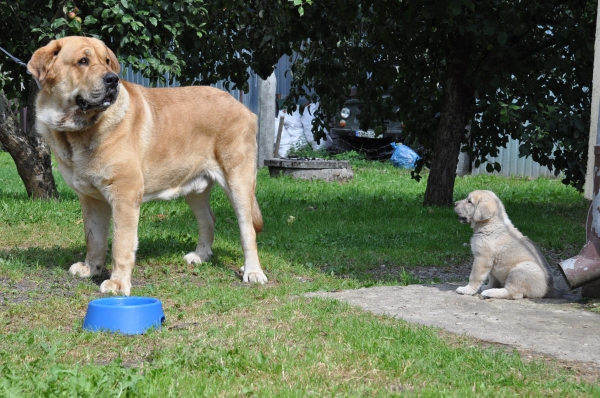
[
  {"left": 28, "top": 36, "right": 121, "bottom": 131},
  {"left": 454, "top": 190, "right": 506, "bottom": 227}
]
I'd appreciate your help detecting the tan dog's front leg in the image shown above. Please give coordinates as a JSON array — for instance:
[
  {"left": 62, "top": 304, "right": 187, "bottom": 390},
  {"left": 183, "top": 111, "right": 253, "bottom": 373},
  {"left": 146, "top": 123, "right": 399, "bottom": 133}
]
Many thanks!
[
  {"left": 456, "top": 255, "right": 493, "bottom": 295},
  {"left": 99, "top": 188, "right": 142, "bottom": 296},
  {"left": 69, "top": 194, "right": 111, "bottom": 278}
]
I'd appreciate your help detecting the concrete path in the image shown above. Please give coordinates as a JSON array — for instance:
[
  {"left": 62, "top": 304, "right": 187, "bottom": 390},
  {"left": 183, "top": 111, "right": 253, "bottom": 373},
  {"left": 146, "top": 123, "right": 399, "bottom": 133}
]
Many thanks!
[{"left": 308, "top": 283, "right": 600, "bottom": 366}]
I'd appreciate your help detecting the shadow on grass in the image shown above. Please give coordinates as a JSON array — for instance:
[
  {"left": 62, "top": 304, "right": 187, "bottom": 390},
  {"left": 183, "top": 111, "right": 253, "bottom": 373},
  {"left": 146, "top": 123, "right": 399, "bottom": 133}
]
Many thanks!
[
  {"left": 0, "top": 235, "right": 242, "bottom": 279},
  {"left": 0, "top": 186, "right": 588, "bottom": 289}
]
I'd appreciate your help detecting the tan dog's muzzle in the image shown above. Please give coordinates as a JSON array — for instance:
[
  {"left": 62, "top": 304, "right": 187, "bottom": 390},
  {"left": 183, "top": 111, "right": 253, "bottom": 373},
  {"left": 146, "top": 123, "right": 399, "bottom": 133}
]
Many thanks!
[{"left": 76, "top": 72, "right": 120, "bottom": 112}]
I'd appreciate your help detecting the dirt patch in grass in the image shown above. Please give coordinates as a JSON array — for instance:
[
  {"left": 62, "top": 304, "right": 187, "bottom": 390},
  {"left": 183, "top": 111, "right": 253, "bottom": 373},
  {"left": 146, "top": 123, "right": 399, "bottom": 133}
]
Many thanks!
[
  {"left": 0, "top": 268, "right": 153, "bottom": 307},
  {"left": 0, "top": 274, "right": 82, "bottom": 305}
]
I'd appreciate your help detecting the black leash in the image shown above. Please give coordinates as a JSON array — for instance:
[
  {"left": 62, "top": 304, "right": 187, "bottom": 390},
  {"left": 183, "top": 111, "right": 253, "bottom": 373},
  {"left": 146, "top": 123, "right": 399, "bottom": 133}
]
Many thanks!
[{"left": 0, "top": 45, "right": 30, "bottom": 72}]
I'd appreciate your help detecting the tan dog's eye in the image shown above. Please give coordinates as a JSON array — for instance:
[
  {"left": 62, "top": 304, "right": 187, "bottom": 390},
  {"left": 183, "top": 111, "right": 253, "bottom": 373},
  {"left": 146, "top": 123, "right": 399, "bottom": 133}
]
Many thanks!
[
  {"left": 78, "top": 57, "right": 89, "bottom": 65},
  {"left": 467, "top": 198, "right": 472, "bottom": 203},
  {"left": 106, "top": 59, "right": 110, "bottom": 65}
]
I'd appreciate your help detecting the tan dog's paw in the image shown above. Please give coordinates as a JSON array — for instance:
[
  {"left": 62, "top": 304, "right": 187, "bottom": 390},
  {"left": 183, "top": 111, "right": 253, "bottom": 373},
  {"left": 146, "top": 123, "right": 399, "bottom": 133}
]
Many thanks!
[
  {"left": 69, "top": 262, "right": 94, "bottom": 277},
  {"left": 184, "top": 249, "right": 213, "bottom": 265},
  {"left": 240, "top": 266, "right": 268, "bottom": 284},
  {"left": 100, "top": 279, "right": 131, "bottom": 296},
  {"left": 184, "top": 252, "right": 202, "bottom": 265},
  {"left": 456, "top": 285, "right": 478, "bottom": 295}
]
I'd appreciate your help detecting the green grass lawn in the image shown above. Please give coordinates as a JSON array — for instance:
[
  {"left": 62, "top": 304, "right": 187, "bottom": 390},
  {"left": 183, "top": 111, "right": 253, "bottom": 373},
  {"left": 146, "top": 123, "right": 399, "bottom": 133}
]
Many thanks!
[{"left": 0, "top": 151, "right": 597, "bottom": 397}]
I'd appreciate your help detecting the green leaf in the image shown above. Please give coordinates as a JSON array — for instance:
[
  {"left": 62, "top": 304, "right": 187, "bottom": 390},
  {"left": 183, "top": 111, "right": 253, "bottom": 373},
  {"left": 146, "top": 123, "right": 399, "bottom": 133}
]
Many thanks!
[
  {"left": 497, "top": 32, "right": 508, "bottom": 45},
  {"left": 50, "top": 17, "right": 68, "bottom": 30},
  {"left": 149, "top": 17, "right": 158, "bottom": 26},
  {"left": 448, "top": 2, "right": 462, "bottom": 16},
  {"left": 84, "top": 15, "right": 98, "bottom": 25},
  {"left": 483, "top": 24, "right": 495, "bottom": 35}
]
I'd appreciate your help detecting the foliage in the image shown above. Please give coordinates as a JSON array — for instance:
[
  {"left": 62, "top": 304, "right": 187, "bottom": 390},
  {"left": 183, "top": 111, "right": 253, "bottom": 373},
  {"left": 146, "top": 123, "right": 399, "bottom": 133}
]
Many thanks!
[
  {"left": 285, "top": 0, "right": 596, "bottom": 191},
  {"left": 289, "top": 0, "right": 313, "bottom": 16},
  {"left": 0, "top": 0, "right": 308, "bottom": 104},
  {"left": 286, "top": 145, "right": 368, "bottom": 162},
  {"left": 0, "top": 0, "right": 594, "bottom": 198},
  {"left": 286, "top": 144, "right": 329, "bottom": 159}
]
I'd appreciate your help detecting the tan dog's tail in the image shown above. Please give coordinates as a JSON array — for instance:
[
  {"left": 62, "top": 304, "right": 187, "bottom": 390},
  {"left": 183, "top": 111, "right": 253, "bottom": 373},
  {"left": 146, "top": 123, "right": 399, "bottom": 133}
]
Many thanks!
[{"left": 252, "top": 196, "right": 263, "bottom": 233}]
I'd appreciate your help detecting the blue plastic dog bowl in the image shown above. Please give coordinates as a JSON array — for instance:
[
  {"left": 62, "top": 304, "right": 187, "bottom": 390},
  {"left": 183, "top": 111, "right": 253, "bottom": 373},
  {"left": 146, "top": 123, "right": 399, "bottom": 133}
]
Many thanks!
[{"left": 83, "top": 297, "right": 165, "bottom": 335}]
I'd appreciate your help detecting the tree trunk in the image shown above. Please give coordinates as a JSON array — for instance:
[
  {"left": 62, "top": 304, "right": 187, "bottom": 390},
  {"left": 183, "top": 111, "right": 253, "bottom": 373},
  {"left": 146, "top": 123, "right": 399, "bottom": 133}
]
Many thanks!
[
  {"left": 423, "top": 41, "right": 473, "bottom": 207},
  {"left": 0, "top": 81, "right": 59, "bottom": 199}
]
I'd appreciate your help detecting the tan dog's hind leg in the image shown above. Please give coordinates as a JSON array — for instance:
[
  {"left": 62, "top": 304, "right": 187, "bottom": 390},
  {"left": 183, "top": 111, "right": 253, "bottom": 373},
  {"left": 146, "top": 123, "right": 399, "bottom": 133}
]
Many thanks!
[
  {"left": 99, "top": 187, "right": 142, "bottom": 296},
  {"left": 184, "top": 186, "right": 215, "bottom": 264},
  {"left": 223, "top": 172, "right": 267, "bottom": 284},
  {"left": 69, "top": 195, "right": 111, "bottom": 278},
  {"left": 481, "top": 262, "right": 546, "bottom": 299}
]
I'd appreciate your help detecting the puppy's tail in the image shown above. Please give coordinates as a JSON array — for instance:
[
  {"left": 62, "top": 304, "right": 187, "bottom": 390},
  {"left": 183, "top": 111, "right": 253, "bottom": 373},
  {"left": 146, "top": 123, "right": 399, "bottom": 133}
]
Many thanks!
[
  {"left": 545, "top": 288, "right": 580, "bottom": 301},
  {"left": 252, "top": 196, "right": 263, "bottom": 233}
]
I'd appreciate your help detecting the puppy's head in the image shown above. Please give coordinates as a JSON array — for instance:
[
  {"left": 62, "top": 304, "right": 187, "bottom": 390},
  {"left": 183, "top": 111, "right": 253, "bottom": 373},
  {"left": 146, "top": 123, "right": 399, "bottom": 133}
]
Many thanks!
[
  {"left": 28, "top": 36, "right": 121, "bottom": 130},
  {"left": 454, "top": 190, "right": 502, "bottom": 226}
]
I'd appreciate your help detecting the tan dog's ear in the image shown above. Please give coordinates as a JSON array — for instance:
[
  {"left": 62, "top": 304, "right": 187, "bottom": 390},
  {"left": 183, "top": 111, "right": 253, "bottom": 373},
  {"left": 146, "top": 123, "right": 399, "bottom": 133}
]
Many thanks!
[
  {"left": 27, "top": 40, "right": 61, "bottom": 86},
  {"left": 105, "top": 45, "right": 121, "bottom": 74},
  {"left": 472, "top": 196, "right": 496, "bottom": 222}
]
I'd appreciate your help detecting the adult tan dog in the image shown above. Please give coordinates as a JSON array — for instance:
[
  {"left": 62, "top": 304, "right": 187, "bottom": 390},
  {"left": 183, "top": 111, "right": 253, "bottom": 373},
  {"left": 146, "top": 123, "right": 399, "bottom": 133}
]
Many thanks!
[
  {"left": 454, "top": 190, "right": 574, "bottom": 300},
  {"left": 27, "top": 36, "right": 267, "bottom": 295}
]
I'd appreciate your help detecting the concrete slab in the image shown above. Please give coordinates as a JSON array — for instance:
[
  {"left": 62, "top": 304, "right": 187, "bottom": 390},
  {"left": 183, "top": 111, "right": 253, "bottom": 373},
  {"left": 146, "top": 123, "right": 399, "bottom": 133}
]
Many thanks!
[
  {"left": 264, "top": 158, "right": 353, "bottom": 182},
  {"left": 308, "top": 284, "right": 600, "bottom": 366}
]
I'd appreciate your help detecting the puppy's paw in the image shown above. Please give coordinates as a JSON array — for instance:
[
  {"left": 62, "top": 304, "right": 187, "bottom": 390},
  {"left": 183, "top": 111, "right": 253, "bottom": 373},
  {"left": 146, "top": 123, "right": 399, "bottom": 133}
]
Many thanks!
[
  {"left": 240, "top": 266, "right": 268, "bottom": 284},
  {"left": 456, "top": 285, "right": 478, "bottom": 295},
  {"left": 100, "top": 279, "right": 131, "bottom": 296},
  {"left": 69, "top": 262, "right": 93, "bottom": 277},
  {"left": 481, "top": 288, "right": 512, "bottom": 299}
]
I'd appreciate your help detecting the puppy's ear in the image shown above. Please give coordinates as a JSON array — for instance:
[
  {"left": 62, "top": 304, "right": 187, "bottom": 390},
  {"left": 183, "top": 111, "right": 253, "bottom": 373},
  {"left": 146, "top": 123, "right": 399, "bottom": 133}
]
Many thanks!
[
  {"left": 27, "top": 40, "right": 61, "bottom": 86},
  {"left": 472, "top": 196, "right": 496, "bottom": 222},
  {"left": 105, "top": 45, "right": 121, "bottom": 74}
]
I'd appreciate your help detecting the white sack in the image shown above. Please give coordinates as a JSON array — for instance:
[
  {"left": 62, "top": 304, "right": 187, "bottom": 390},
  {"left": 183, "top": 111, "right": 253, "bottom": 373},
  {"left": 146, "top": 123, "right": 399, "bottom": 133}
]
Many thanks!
[
  {"left": 274, "top": 110, "right": 307, "bottom": 157},
  {"left": 300, "top": 103, "right": 332, "bottom": 151}
]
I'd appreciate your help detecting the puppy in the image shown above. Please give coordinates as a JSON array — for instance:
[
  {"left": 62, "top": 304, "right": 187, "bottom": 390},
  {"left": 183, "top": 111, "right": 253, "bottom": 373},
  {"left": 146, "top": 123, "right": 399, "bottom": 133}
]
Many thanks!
[{"left": 454, "top": 190, "right": 575, "bottom": 300}]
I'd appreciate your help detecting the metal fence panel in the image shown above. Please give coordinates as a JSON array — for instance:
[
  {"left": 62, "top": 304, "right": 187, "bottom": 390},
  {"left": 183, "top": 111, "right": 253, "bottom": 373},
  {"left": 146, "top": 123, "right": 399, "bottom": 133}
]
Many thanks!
[
  {"left": 471, "top": 137, "right": 556, "bottom": 178},
  {"left": 119, "top": 55, "right": 294, "bottom": 116}
]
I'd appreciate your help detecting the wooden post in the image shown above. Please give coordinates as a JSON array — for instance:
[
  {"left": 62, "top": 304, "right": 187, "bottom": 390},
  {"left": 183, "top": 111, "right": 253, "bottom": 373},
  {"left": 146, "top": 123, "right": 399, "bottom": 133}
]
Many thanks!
[
  {"left": 257, "top": 73, "right": 277, "bottom": 168},
  {"left": 274, "top": 116, "right": 285, "bottom": 157}
]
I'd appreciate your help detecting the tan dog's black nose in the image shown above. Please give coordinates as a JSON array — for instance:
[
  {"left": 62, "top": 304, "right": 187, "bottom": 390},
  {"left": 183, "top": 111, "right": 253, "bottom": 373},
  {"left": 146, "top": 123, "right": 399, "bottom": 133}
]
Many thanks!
[{"left": 103, "top": 72, "right": 119, "bottom": 88}]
